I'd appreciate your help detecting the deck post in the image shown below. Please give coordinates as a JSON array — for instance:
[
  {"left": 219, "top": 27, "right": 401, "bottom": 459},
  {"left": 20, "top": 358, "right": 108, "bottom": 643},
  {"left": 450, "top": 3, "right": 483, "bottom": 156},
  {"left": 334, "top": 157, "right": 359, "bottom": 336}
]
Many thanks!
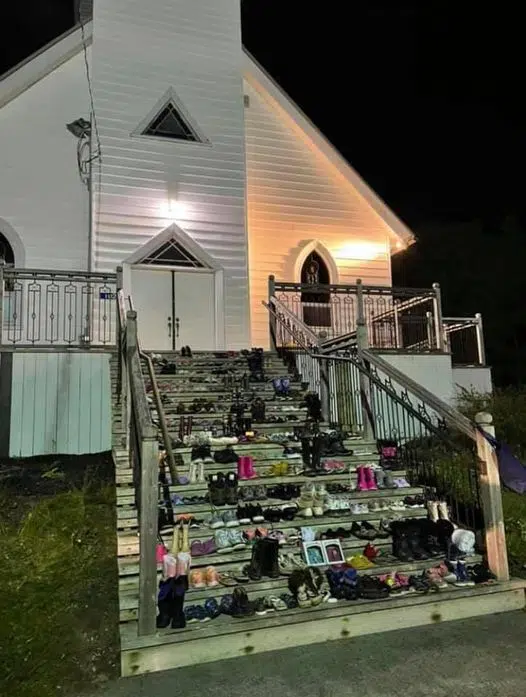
[
  {"left": 432, "top": 282, "right": 445, "bottom": 351},
  {"left": 474, "top": 411, "right": 509, "bottom": 581}
]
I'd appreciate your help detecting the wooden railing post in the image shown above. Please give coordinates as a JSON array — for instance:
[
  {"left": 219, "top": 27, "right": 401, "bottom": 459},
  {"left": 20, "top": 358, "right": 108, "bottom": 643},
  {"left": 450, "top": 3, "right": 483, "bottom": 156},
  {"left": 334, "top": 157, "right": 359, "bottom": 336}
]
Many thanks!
[
  {"left": 475, "top": 313, "right": 486, "bottom": 366},
  {"left": 138, "top": 435, "right": 160, "bottom": 636},
  {"left": 268, "top": 275, "right": 277, "bottom": 351},
  {"left": 475, "top": 411, "right": 509, "bottom": 581},
  {"left": 432, "top": 282, "right": 445, "bottom": 351},
  {"left": 356, "top": 279, "right": 374, "bottom": 441}
]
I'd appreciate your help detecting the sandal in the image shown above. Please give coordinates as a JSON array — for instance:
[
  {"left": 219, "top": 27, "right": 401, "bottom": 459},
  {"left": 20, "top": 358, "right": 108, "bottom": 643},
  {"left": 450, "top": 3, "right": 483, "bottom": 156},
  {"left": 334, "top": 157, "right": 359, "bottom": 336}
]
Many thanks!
[{"left": 218, "top": 572, "right": 238, "bottom": 587}]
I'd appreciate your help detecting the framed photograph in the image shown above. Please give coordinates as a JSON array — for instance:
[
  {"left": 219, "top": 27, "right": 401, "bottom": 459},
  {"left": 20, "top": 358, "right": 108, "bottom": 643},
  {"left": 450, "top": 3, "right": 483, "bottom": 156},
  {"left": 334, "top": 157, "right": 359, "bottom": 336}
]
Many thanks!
[
  {"left": 302, "top": 542, "right": 326, "bottom": 567},
  {"left": 322, "top": 539, "right": 344, "bottom": 565},
  {"left": 302, "top": 539, "right": 345, "bottom": 566}
]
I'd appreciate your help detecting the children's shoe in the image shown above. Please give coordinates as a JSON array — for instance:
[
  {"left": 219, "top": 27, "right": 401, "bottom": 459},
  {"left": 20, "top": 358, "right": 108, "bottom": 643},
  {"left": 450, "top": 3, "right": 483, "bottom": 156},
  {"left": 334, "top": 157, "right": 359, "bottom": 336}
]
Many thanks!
[
  {"left": 427, "top": 500, "right": 439, "bottom": 522},
  {"left": 204, "top": 597, "right": 220, "bottom": 619},
  {"left": 363, "top": 543, "right": 380, "bottom": 561},
  {"left": 215, "top": 529, "right": 233, "bottom": 553},
  {"left": 205, "top": 566, "right": 220, "bottom": 587},
  {"left": 190, "top": 569, "right": 206, "bottom": 589},
  {"left": 207, "top": 512, "right": 225, "bottom": 529},
  {"left": 265, "top": 595, "right": 288, "bottom": 611},
  {"left": 254, "top": 598, "right": 268, "bottom": 616},
  {"left": 438, "top": 500, "right": 450, "bottom": 520},
  {"left": 227, "top": 529, "right": 248, "bottom": 551},
  {"left": 222, "top": 510, "right": 240, "bottom": 527},
  {"left": 346, "top": 554, "right": 376, "bottom": 570}
]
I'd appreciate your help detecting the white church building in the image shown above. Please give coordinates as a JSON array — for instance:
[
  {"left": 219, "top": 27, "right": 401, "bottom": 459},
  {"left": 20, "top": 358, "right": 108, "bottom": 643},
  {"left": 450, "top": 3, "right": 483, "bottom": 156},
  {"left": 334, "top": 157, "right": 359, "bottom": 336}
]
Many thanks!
[{"left": 0, "top": 0, "right": 490, "bottom": 457}]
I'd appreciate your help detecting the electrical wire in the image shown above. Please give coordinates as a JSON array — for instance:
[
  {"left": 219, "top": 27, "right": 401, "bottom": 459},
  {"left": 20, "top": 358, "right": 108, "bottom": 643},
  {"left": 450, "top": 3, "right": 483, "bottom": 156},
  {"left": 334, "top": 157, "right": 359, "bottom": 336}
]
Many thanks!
[{"left": 78, "top": 7, "right": 103, "bottom": 266}]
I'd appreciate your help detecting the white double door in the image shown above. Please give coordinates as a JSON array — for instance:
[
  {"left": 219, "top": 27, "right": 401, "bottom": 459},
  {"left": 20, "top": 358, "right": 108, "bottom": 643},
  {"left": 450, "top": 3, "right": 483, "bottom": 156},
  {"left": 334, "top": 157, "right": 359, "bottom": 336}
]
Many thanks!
[{"left": 132, "top": 268, "right": 216, "bottom": 351}]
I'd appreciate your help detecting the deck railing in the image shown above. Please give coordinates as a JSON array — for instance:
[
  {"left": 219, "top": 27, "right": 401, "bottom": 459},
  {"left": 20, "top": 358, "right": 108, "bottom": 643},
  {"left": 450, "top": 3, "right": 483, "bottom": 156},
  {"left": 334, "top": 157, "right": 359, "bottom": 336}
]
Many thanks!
[
  {"left": 443, "top": 315, "right": 486, "bottom": 366},
  {"left": 270, "top": 276, "right": 443, "bottom": 353},
  {"left": 264, "top": 297, "right": 509, "bottom": 582},
  {"left": 0, "top": 266, "right": 117, "bottom": 349}
]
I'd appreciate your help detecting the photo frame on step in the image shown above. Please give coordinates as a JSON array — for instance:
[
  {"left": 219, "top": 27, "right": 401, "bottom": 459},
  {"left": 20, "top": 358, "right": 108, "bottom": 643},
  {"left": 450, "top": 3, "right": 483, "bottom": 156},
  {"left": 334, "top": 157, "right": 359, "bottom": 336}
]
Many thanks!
[{"left": 302, "top": 539, "right": 344, "bottom": 566}]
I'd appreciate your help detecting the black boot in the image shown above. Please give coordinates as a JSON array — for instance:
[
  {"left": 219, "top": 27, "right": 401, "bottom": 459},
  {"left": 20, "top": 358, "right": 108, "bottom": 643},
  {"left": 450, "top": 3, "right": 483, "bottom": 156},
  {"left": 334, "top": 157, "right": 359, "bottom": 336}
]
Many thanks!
[
  {"left": 407, "top": 522, "right": 429, "bottom": 560},
  {"left": 247, "top": 539, "right": 263, "bottom": 581},
  {"left": 301, "top": 437, "right": 312, "bottom": 470},
  {"left": 156, "top": 579, "right": 173, "bottom": 629},
  {"left": 311, "top": 434, "right": 323, "bottom": 471},
  {"left": 391, "top": 521, "right": 413, "bottom": 562},
  {"left": 261, "top": 538, "right": 280, "bottom": 579},
  {"left": 251, "top": 398, "right": 266, "bottom": 423},
  {"left": 170, "top": 577, "right": 187, "bottom": 629}
]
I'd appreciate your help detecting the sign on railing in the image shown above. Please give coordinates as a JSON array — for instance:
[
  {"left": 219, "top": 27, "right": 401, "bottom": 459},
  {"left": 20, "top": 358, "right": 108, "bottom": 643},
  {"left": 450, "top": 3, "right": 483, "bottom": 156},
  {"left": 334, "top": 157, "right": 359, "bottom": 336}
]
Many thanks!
[{"left": 0, "top": 268, "right": 117, "bottom": 348}]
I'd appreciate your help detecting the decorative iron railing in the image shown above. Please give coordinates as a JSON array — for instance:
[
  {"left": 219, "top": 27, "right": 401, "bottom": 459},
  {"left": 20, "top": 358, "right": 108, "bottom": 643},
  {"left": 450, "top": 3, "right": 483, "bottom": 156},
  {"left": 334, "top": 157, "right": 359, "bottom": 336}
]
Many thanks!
[
  {"left": 443, "top": 315, "right": 486, "bottom": 366},
  {"left": 271, "top": 276, "right": 443, "bottom": 352},
  {"left": 0, "top": 267, "right": 117, "bottom": 348},
  {"left": 264, "top": 299, "right": 509, "bottom": 580}
]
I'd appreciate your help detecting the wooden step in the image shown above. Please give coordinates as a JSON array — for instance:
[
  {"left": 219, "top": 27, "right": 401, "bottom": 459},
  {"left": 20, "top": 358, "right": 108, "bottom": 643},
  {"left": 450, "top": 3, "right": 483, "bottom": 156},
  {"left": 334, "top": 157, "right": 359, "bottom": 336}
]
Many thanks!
[
  {"left": 119, "top": 580, "right": 526, "bottom": 676},
  {"left": 119, "top": 551, "right": 482, "bottom": 622}
]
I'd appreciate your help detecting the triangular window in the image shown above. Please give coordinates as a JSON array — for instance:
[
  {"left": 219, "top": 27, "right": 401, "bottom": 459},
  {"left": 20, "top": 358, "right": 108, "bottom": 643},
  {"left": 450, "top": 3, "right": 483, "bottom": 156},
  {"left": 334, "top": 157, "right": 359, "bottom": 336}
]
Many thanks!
[
  {"left": 142, "top": 102, "right": 200, "bottom": 142},
  {"left": 141, "top": 238, "right": 206, "bottom": 268}
]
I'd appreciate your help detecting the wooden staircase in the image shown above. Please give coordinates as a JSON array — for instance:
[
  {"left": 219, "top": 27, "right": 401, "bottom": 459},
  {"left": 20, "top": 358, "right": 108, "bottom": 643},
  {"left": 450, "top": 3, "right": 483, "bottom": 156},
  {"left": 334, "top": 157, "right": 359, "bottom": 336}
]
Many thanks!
[{"left": 110, "top": 351, "right": 525, "bottom": 677}]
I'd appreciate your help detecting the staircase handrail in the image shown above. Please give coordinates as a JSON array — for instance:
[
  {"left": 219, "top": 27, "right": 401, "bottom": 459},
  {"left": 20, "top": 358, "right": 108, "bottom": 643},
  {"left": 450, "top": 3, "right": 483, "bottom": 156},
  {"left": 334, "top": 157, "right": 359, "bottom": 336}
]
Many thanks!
[
  {"left": 360, "top": 349, "right": 476, "bottom": 440},
  {"left": 268, "top": 295, "right": 320, "bottom": 347},
  {"left": 125, "top": 292, "right": 177, "bottom": 480},
  {"left": 263, "top": 300, "right": 453, "bottom": 444}
]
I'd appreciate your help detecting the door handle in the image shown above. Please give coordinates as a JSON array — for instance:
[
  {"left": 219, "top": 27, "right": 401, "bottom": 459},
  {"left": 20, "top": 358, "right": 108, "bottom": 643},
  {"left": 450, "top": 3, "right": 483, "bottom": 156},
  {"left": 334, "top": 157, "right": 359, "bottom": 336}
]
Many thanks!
[{"left": 167, "top": 316, "right": 172, "bottom": 337}]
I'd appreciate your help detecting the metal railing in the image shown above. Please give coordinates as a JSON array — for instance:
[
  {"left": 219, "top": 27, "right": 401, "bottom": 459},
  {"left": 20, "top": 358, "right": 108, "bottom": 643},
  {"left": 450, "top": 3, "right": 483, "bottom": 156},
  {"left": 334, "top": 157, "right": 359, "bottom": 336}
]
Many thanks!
[
  {"left": 270, "top": 275, "right": 443, "bottom": 352},
  {"left": 264, "top": 297, "right": 509, "bottom": 581},
  {"left": 443, "top": 315, "right": 486, "bottom": 366},
  {"left": 0, "top": 267, "right": 117, "bottom": 349},
  {"left": 117, "top": 295, "right": 159, "bottom": 636}
]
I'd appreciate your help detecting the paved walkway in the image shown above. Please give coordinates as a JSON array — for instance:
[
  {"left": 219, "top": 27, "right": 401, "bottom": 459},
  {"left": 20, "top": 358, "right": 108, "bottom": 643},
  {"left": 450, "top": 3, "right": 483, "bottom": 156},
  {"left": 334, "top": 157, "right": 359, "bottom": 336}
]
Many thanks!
[{"left": 92, "top": 611, "right": 526, "bottom": 697}]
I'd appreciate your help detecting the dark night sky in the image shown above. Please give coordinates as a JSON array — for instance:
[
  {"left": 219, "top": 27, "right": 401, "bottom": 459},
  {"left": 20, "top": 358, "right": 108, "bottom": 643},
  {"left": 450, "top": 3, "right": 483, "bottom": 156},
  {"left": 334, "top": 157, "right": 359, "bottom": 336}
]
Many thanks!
[
  {"left": 1, "top": 1, "right": 523, "bottom": 227},
  {"left": 1, "top": 1, "right": 525, "bottom": 382}
]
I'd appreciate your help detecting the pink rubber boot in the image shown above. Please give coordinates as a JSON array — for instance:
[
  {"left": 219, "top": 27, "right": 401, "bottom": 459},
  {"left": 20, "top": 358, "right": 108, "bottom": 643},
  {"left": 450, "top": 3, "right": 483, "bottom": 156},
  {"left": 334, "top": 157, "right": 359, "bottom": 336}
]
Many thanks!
[
  {"left": 244, "top": 456, "right": 257, "bottom": 479},
  {"left": 237, "top": 456, "right": 247, "bottom": 480},
  {"left": 365, "top": 466, "right": 378, "bottom": 491},
  {"left": 356, "top": 466, "right": 368, "bottom": 492}
]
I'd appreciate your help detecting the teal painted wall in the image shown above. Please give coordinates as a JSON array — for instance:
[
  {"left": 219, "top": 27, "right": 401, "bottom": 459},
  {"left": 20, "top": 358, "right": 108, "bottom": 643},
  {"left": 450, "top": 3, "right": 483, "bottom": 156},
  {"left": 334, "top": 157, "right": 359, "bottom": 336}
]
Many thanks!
[{"left": 9, "top": 353, "right": 112, "bottom": 457}]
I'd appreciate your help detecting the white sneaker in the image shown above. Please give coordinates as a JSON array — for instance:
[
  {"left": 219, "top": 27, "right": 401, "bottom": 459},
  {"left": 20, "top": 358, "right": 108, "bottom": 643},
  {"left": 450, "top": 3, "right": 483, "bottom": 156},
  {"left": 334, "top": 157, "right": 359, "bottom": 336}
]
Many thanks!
[
  {"left": 350, "top": 503, "right": 362, "bottom": 515},
  {"left": 300, "top": 507, "right": 313, "bottom": 518},
  {"left": 189, "top": 462, "right": 198, "bottom": 484},
  {"left": 312, "top": 505, "right": 324, "bottom": 517},
  {"left": 359, "top": 503, "right": 369, "bottom": 514},
  {"left": 197, "top": 461, "right": 206, "bottom": 484}
]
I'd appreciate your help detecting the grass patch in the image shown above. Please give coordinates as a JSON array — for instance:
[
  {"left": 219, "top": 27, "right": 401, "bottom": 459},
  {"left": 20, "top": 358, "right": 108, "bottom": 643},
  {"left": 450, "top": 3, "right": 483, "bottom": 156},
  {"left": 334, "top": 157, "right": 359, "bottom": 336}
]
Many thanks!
[{"left": 0, "top": 456, "right": 119, "bottom": 697}]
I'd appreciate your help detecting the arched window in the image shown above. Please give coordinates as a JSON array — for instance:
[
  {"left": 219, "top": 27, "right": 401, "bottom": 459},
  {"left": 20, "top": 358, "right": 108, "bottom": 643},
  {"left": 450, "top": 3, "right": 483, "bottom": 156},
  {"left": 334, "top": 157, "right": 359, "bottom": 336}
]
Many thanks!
[
  {"left": 300, "top": 251, "right": 331, "bottom": 327},
  {"left": 0, "top": 232, "right": 15, "bottom": 265}
]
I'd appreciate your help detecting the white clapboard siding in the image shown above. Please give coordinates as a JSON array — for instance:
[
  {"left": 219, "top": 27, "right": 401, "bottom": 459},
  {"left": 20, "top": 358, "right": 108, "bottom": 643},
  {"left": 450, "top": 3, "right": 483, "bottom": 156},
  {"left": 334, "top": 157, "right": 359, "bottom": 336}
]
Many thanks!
[
  {"left": 0, "top": 50, "right": 91, "bottom": 270},
  {"left": 9, "top": 353, "right": 111, "bottom": 457},
  {"left": 91, "top": 0, "right": 250, "bottom": 349},
  {"left": 244, "top": 77, "right": 394, "bottom": 348}
]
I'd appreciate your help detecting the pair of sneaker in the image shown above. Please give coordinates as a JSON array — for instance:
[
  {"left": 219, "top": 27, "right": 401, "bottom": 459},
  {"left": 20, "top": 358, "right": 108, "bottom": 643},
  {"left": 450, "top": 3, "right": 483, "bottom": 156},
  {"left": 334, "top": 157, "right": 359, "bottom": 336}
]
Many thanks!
[
  {"left": 207, "top": 510, "right": 239, "bottom": 529},
  {"left": 215, "top": 528, "right": 247, "bottom": 553},
  {"left": 185, "top": 598, "right": 220, "bottom": 623},
  {"left": 189, "top": 566, "right": 220, "bottom": 589}
]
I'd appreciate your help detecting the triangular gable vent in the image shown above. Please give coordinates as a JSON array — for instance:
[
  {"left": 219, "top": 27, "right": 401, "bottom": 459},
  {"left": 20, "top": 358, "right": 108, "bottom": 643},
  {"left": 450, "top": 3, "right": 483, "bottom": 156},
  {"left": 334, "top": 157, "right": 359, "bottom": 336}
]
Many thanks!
[
  {"left": 141, "top": 238, "right": 207, "bottom": 268},
  {"left": 142, "top": 101, "right": 200, "bottom": 142}
]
